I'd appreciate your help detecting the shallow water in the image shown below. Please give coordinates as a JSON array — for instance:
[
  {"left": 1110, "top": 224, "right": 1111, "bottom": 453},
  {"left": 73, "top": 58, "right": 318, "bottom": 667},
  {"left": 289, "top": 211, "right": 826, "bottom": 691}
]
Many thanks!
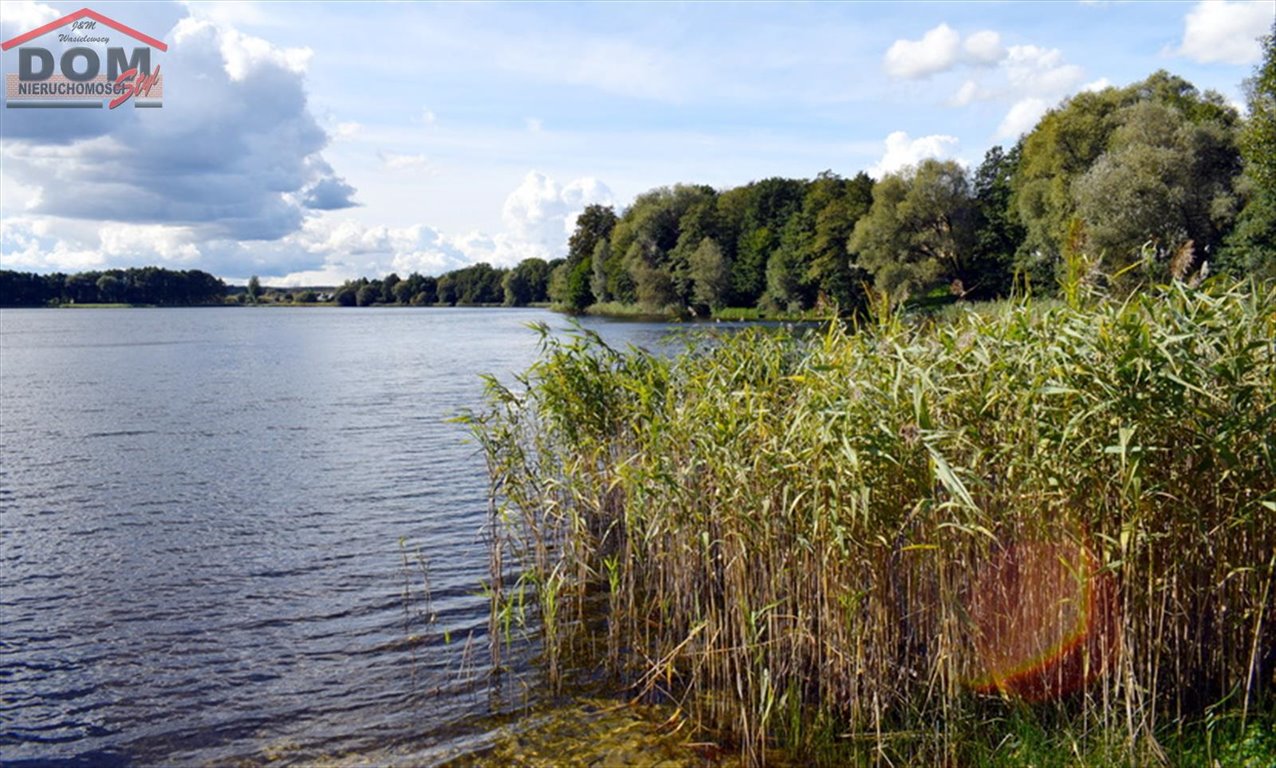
[{"left": 0, "top": 306, "right": 700, "bottom": 766}]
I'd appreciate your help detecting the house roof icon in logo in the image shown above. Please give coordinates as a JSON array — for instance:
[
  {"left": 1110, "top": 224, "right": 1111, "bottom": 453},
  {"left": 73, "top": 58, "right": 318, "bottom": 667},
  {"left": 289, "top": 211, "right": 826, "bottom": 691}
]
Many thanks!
[{"left": 2, "top": 7, "right": 168, "bottom": 52}]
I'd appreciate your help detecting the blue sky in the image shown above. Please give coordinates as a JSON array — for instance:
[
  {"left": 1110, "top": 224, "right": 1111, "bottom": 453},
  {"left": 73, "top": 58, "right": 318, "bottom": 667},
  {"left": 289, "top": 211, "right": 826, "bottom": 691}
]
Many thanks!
[{"left": 1, "top": 0, "right": 1272, "bottom": 284}]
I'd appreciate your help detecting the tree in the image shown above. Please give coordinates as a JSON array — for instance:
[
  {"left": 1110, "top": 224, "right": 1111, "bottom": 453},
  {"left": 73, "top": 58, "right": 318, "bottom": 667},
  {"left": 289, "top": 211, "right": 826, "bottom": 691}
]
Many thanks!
[
  {"left": 414, "top": 275, "right": 438, "bottom": 305},
  {"left": 392, "top": 279, "right": 414, "bottom": 305},
  {"left": 724, "top": 178, "right": 805, "bottom": 306},
  {"left": 65, "top": 273, "right": 97, "bottom": 304},
  {"left": 382, "top": 273, "right": 401, "bottom": 303},
  {"left": 1073, "top": 100, "right": 1241, "bottom": 282},
  {"left": 607, "top": 185, "right": 716, "bottom": 310},
  {"left": 552, "top": 258, "right": 595, "bottom": 311},
  {"left": 356, "top": 283, "right": 380, "bottom": 306},
  {"left": 689, "top": 238, "right": 730, "bottom": 311},
  {"left": 850, "top": 159, "right": 977, "bottom": 301},
  {"left": 1013, "top": 71, "right": 1241, "bottom": 287},
  {"left": 246, "top": 275, "right": 261, "bottom": 304},
  {"left": 1224, "top": 21, "right": 1276, "bottom": 280},
  {"left": 96, "top": 274, "right": 123, "bottom": 303},
  {"left": 1240, "top": 22, "right": 1276, "bottom": 196},
  {"left": 503, "top": 258, "right": 552, "bottom": 306},
  {"left": 590, "top": 240, "right": 611, "bottom": 303},
  {"left": 334, "top": 284, "right": 358, "bottom": 306},
  {"left": 446, "top": 263, "right": 506, "bottom": 304},
  {"left": 568, "top": 205, "right": 618, "bottom": 266},
  {"left": 437, "top": 275, "right": 458, "bottom": 306},
  {"left": 765, "top": 237, "right": 807, "bottom": 312},
  {"left": 968, "top": 145, "right": 1025, "bottom": 298},
  {"left": 809, "top": 171, "right": 874, "bottom": 310}
]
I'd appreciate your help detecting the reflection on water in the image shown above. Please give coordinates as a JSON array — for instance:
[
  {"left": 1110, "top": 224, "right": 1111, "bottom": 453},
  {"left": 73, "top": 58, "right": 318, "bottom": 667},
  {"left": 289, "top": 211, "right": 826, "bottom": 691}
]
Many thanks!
[{"left": 0, "top": 307, "right": 722, "bottom": 766}]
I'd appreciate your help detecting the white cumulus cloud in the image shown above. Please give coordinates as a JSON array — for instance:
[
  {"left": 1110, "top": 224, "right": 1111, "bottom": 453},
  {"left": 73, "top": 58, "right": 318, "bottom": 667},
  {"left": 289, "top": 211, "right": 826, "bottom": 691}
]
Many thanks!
[
  {"left": 996, "top": 97, "right": 1051, "bottom": 140},
  {"left": 884, "top": 23, "right": 962, "bottom": 79},
  {"left": 885, "top": 25, "right": 1009, "bottom": 80},
  {"left": 1003, "top": 45, "right": 1085, "bottom": 95},
  {"left": 1178, "top": 0, "right": 1275, "bottom": 65},
  {"left": 868, "top": 131, "right": 961, "bottom": 178},
  {"left": 963, "top": 30, "right": 1006, "bottom": 65},
  {"left": 501, "top": 172, "right": 613, "bottom": 260},
  {"left": 210, "top": 22, "right": 314, "bottom": 80},
  {"left": 263, "top": 171, "right": 615, "bottom": 283}
]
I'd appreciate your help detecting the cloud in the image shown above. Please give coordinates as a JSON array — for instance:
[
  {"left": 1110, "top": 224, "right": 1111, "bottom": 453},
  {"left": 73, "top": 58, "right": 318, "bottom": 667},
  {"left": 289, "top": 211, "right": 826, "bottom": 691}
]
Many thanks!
[
  {"left": 215, "top": 24, "right": 313, "bottom": 80},
  {"left": 0, "top": 1, "right": 58, "bottom": 33},
  {"left": 501, "top": 172, "right": 613, "bottom": 259},
  {"left": 996, "top": 97, "right": 1052, "bottom": 140},
  {"left": 1, "top": 14, "right": 355, "bottom": 242},
  {"left": 884, "top": 23, "right": 962, "bottom": 79},
  {"left": 1082, "top": 77, "right": 1113, "bottom": 92},
  {"left": 333, "top": 121, "right": 362, "bottom": 140},
  {"left": 2, "top": 166, "right": 612, "bottom": 281},
  {"left": 0, "top": 216, "right": 105, "bottom": 272},
  {"left": 1178, "top": 0, "right": 1275, "bottom": 65},
  {"left": 99, "top": 223, "right": 202, "bottom": 263},
  {"left": 884, "top": 25, "right": 1008, "bottom": 80},
  {"left": 303, "top": 176, "right": 359, "bottom": 210},
  {"left": 963, "top": 30, "right": 1006, "bottom": 65},
  {"left": 978, "top": 46, "right": 1086, "bottom": 139},
  {"left": 949, "top": 79, "right": 983, "bottom": 107},
  {"left": 525, "top": 117, "right": 544, "bottom": 133},
  {"left": 378, "top": 152, "right": 430, "bottom": 171},
  {"left": 867, "top": 131, "right": 960, "bottom": 178},
  {"left": 1003, "top": 45, "right": 1085, "bottom": 94}
]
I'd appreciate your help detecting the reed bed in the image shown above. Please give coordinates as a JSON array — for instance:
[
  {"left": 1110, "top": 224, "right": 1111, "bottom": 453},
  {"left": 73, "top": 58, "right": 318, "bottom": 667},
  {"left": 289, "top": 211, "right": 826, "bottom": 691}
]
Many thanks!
[{"left": 468, "top": 280, "right": 1275, "bottom": 765}]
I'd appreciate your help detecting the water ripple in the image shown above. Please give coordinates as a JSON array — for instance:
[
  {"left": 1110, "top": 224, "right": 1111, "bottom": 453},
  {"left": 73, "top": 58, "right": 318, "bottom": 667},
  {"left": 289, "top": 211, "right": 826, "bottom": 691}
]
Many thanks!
[{"left": 0, "top": 307, "right": 677, "bottom": 766}]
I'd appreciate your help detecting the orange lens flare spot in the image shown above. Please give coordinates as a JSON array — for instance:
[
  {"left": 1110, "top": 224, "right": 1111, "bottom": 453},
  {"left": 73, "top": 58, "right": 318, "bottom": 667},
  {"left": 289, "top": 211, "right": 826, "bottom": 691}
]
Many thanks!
[{"left": 964, "top": 537, "right": 1120, "bottom": 702}]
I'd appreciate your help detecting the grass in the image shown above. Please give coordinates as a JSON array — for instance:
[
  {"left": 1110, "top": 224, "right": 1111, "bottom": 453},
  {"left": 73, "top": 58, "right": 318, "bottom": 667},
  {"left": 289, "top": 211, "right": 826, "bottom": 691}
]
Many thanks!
[
  {"left": 710, "top": 306, "right": 832, "bottom": 322},
  {"left": 581, "top": 301, "right": 689, "bottom": 320},
  {"left": 467, "top": 279, "right": 1276, "bottom": 765}
]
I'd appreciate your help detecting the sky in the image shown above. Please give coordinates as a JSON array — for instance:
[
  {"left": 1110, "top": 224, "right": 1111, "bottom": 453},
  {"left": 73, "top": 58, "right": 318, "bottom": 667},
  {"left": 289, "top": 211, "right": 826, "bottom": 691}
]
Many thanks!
[{"left": 1, "top": 0, "right": 1273, "bottom": 285}]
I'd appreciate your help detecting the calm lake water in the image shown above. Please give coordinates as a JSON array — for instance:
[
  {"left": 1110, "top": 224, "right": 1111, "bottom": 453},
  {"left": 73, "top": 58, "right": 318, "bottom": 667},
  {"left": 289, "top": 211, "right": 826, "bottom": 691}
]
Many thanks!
[{"left": 0, "top": 307, "right": 699, "bottom": 767}]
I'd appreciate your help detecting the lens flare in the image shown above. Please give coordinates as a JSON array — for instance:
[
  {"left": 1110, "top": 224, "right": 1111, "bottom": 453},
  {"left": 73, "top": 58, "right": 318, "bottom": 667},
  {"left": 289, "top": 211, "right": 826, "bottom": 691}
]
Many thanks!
[{"left": 964, "top": 536, "right": 1120, "bottom": 702}]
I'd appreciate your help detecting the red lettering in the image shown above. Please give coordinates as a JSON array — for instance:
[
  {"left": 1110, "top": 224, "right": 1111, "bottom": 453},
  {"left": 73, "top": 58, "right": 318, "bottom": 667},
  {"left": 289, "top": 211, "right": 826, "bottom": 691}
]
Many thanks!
[{"left": 109, "top": 65, "right": 160, "bottom": 109}]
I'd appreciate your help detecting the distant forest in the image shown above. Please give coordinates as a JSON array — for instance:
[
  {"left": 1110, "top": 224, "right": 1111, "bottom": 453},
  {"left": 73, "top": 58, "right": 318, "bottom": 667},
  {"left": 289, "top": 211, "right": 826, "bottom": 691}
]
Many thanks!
[
  {"left": 0, "top": 267, "right": 227, "bottom": 307},
  {"left": 3, "top": 57, "right": 1273, "bottom": 314}
]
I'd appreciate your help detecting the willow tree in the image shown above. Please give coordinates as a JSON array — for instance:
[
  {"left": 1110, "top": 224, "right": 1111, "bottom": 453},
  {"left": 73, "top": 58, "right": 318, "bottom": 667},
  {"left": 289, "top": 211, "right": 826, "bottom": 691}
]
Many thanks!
[
  {"left": 1073, "top": 99, "right": 1241, "bottom": 282},
  {"left": 849, "top": 159, "right": 977, "bottom": 301}
]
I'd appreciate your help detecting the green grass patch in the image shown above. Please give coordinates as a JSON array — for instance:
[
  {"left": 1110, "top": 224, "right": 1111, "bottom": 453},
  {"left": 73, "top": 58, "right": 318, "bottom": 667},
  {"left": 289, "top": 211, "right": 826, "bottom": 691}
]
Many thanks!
[{"left": 580, "top": 301, "right": 686, "bottom": 320}]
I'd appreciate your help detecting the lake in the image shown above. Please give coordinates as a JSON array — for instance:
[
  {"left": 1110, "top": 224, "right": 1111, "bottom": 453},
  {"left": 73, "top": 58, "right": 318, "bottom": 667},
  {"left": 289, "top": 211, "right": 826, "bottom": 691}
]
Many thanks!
[{"left": 0, "top": 307, "right": 703, "bottom": 767}]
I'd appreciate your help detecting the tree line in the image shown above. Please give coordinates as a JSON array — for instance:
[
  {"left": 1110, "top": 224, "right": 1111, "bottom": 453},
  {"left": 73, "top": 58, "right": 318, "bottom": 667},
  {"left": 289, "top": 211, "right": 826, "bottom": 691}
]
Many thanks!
[
  {"left": 0, "top": 267, "right": 227, "bottom": 307},
  {"left": 324, "top": 57, "right": 1276, "bottom": 315},
  {"left": 329, "top": 258, "right": 555, "bottom": 307},
  {"left": 542, "top": 65, "right": 1273, "bottom": 316}
]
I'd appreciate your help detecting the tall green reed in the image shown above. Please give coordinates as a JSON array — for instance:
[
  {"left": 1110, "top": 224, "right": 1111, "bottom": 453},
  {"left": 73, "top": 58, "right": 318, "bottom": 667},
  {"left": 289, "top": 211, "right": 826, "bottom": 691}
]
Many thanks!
[{"left": 469, "top": 281, "right": 1275, "bottom": 764}]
